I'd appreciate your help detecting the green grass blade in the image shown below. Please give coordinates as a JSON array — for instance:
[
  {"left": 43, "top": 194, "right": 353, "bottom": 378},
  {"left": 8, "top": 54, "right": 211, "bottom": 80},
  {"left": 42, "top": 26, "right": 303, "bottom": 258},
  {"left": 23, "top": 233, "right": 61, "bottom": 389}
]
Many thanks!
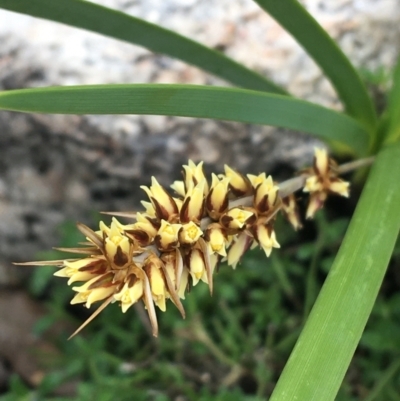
[
  {"left": 0, "top": 84, "right": 369, "bottom": 155},
  {"left": 0, "top": 0, "right": 286, "bottom": 95},
  {"left": 269, "top": 142, "right": 400, "bottom": 401},
  {"left": 384, "top": 56, "right": 400, "bottom": 144},
  {"left": 253, "top": 0, "right": 377, "bottom": 131}
]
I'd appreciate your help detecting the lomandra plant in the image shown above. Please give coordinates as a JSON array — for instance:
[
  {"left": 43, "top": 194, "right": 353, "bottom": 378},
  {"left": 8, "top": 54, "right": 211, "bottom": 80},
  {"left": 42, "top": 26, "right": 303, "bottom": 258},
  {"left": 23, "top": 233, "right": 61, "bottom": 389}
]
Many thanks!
[{"left": 0, "top": 1, "right": 399, "bottom": 400}]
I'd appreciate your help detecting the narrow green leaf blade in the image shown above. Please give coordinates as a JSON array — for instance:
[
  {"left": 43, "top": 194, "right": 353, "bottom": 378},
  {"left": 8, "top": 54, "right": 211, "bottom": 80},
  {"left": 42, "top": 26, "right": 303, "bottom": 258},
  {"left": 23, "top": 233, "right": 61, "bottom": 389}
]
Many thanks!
[
  {"left": 270, "top": 142, "right": 400, "bottom": 401},
  {"left": 384, "top": 56, "right": 400, "bottom": 144},
  {"left": 253, "top": 0, "right": 377, "bottom": 131},
  {"left": 0, "top": 0, "right": 286, "bottom": 95},
  {"left": 0, "top": 84, "right": 369, "bottom": 155}
]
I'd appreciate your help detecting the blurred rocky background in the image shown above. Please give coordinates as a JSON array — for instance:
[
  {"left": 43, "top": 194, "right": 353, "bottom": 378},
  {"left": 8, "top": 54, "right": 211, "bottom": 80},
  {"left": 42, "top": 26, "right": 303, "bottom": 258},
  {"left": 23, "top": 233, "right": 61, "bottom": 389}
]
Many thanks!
[{"left": 0, "top": 1, "right": 399, "bottom": 384}]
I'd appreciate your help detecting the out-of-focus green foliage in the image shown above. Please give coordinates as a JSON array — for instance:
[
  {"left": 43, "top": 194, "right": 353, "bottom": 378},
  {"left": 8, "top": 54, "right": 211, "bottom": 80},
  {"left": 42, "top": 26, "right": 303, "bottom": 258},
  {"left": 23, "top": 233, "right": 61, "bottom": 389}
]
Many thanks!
[{"left": 2, "top": 208, "right": 399, "bottom": 401}]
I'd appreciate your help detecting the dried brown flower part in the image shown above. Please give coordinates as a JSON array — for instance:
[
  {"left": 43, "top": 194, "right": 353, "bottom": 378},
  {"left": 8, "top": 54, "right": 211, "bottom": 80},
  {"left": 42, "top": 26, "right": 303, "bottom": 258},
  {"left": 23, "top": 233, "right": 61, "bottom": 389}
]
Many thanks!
[{"left": 282, "top": 194, "right": 302, "bottom": 230}]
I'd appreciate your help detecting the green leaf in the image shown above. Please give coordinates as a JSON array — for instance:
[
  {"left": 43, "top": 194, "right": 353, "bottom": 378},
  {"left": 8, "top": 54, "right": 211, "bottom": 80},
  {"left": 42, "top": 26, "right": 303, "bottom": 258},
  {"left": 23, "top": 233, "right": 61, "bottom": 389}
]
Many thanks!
[
  {"left": 0, "top": 0, "right": 286, "bottom": 95},
  {"left": 253, "top": 0, "right": 377, "bottom": 131},
  {"left": 269, "top": 142, "right": 400, "bottom": 401},
  {"left": 0, "top": 84, "right": 370, "bottom": 154},
  {"left": 384, "top": 56, "right": 400, "bottom": 144}
]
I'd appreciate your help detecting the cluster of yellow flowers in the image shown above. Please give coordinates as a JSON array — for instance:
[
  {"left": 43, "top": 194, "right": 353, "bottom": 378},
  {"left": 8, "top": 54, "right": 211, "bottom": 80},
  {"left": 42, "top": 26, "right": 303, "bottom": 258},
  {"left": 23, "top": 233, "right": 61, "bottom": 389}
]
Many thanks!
[{"left": 23, "top": 148, "right": 350, "bottom": 337}]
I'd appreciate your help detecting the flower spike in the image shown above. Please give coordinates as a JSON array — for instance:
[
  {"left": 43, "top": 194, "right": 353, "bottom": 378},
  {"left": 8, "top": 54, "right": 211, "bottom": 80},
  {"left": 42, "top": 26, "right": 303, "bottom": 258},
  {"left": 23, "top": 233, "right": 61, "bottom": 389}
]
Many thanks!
[{"left": 20, "top": 151, "right": 357, "bottom": 337}]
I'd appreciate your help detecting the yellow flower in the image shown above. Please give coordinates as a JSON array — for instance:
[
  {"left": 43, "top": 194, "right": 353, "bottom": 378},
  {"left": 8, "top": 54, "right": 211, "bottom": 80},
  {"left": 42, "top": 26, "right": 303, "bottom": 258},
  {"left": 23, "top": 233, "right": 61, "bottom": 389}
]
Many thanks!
[
  {"left": 114, "top": 274, "right": 144, "bottom": 313},
  {"left": 303, "top": 175, "right": 323, "bottom": 193},
  {"left": 303, "top": 148, "right": 350, "bottom": 218},
  {"left": 24, "top": 152, "right": 357, "bottom": 338},
  {"left": 123, "top": 212, "right": 158, "bottom": 246},
  {"left": 179, "top": 221, "right": 203, "bottom": 245},
  {"left": 155, "top": 220, "right": 182, "bottom": 251},
  {"left": 71, "top": 273, "right": 117, "bottom": 308},
  {"left": 220, "top": 207, "right": 255, "bottom": 231}
]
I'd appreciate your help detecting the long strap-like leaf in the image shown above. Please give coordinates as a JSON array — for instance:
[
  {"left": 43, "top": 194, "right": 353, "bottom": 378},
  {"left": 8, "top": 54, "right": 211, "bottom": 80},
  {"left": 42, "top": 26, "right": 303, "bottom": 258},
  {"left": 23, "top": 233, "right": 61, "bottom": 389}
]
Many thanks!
[
  {"left": 0, "top": 84, "right": 369, "bottom": 155},
  {"left": 270, "top": 142, "right": 400, "bottom": 401},
  {"left": 384, "top": 56, "right": 400, "bottom": 144},
  {"left": 0, "top": 0, "right": 286, "bottom": 95},
  {"left": 253, "top": 0, "right": 377, "bottom": 131}
]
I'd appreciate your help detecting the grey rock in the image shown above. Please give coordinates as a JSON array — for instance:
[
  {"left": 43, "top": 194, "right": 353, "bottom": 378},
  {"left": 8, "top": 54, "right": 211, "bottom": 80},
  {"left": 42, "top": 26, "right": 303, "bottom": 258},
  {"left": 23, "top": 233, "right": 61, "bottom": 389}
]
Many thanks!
[{"left": 0, "top": 0, "right": 399, "bottom": 285}]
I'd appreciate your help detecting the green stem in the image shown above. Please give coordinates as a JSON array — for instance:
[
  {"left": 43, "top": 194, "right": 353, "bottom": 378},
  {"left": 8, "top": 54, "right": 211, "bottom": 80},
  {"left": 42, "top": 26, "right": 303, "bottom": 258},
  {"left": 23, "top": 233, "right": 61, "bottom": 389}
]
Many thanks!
[
  {"left": 364, "top": 359, "right": 400, "bottom": 401},
  {"left": 303, "top": 214, "right": 327, "bottom": 320},
  {"left": 387, "top": 385, "right": 400, "bottom": 401},
  {"left": 271, "top": 255, "right": 296, "bottom": 303},
  {"left": 269, "top": 142, "right": 400, "bottom": 401}
]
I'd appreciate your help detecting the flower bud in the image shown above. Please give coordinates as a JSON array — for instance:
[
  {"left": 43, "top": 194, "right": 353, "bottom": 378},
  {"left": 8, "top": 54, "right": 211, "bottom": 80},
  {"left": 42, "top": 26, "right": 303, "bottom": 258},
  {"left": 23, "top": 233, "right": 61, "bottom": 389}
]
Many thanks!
[
  {"left": 183, "top": 160, "right": 209, "bottom": 195},
  {"left": 227, "top": 232, "right": 253, "bottom": 269},
  {"left": 140, "top": 200, "right": 157, "bottom": 218},
  {"left": 206, "top": 173, "right": 230, "bottom": 219},
  {"left": 204, "top": 223, "right": 227, "bottom": 257},
  {"left": 125, "top": 212, "right": 158, "bottom": 247},
  {"left": 103, "top": 219, "right": 131, "bottom": 268},
  {"left": 54, "top": 257, "right": 107, "bottom": 285},
  {"left": 252, "top": 224, "right": 280, "bottom": 257},
  {"left": 180, "top": 180, "right": 206, "bottom": 223},
  {"left": 253, "top": 175, "right": 279, "bottom": 214},
  {"left": 141, "top": 177, "right": 179, "bottom": 221},
  {"left": 247, "top": 172, "right": 267, "bottom": 189},
  {"left": 161, "top": 249, "right": 184, "bottom": 293},
  {"left": 170, "top": 180, "right": 186, "bottom": 197},
  {"left": 187, "top": 248, "right": 208, "bottom": 286},
  {"left": 314, "top": 148, "right": 329, "bottom": 176},
  {"left": 224, "top": 165, "right": 252, "bottom": 196},
  {"left": 143, "top": 255, "right": 168, "bottom": 311}
]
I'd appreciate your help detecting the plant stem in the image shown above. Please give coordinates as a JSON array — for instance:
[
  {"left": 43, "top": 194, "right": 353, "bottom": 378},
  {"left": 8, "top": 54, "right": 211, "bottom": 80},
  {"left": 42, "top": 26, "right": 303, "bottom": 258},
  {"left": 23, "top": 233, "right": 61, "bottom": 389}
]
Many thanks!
[
  {"left": 303, "top": 213, "right": 327, "bottom": 320},
  {"left": 364, "top": 359, "right": 400, "bottom": 401}
]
